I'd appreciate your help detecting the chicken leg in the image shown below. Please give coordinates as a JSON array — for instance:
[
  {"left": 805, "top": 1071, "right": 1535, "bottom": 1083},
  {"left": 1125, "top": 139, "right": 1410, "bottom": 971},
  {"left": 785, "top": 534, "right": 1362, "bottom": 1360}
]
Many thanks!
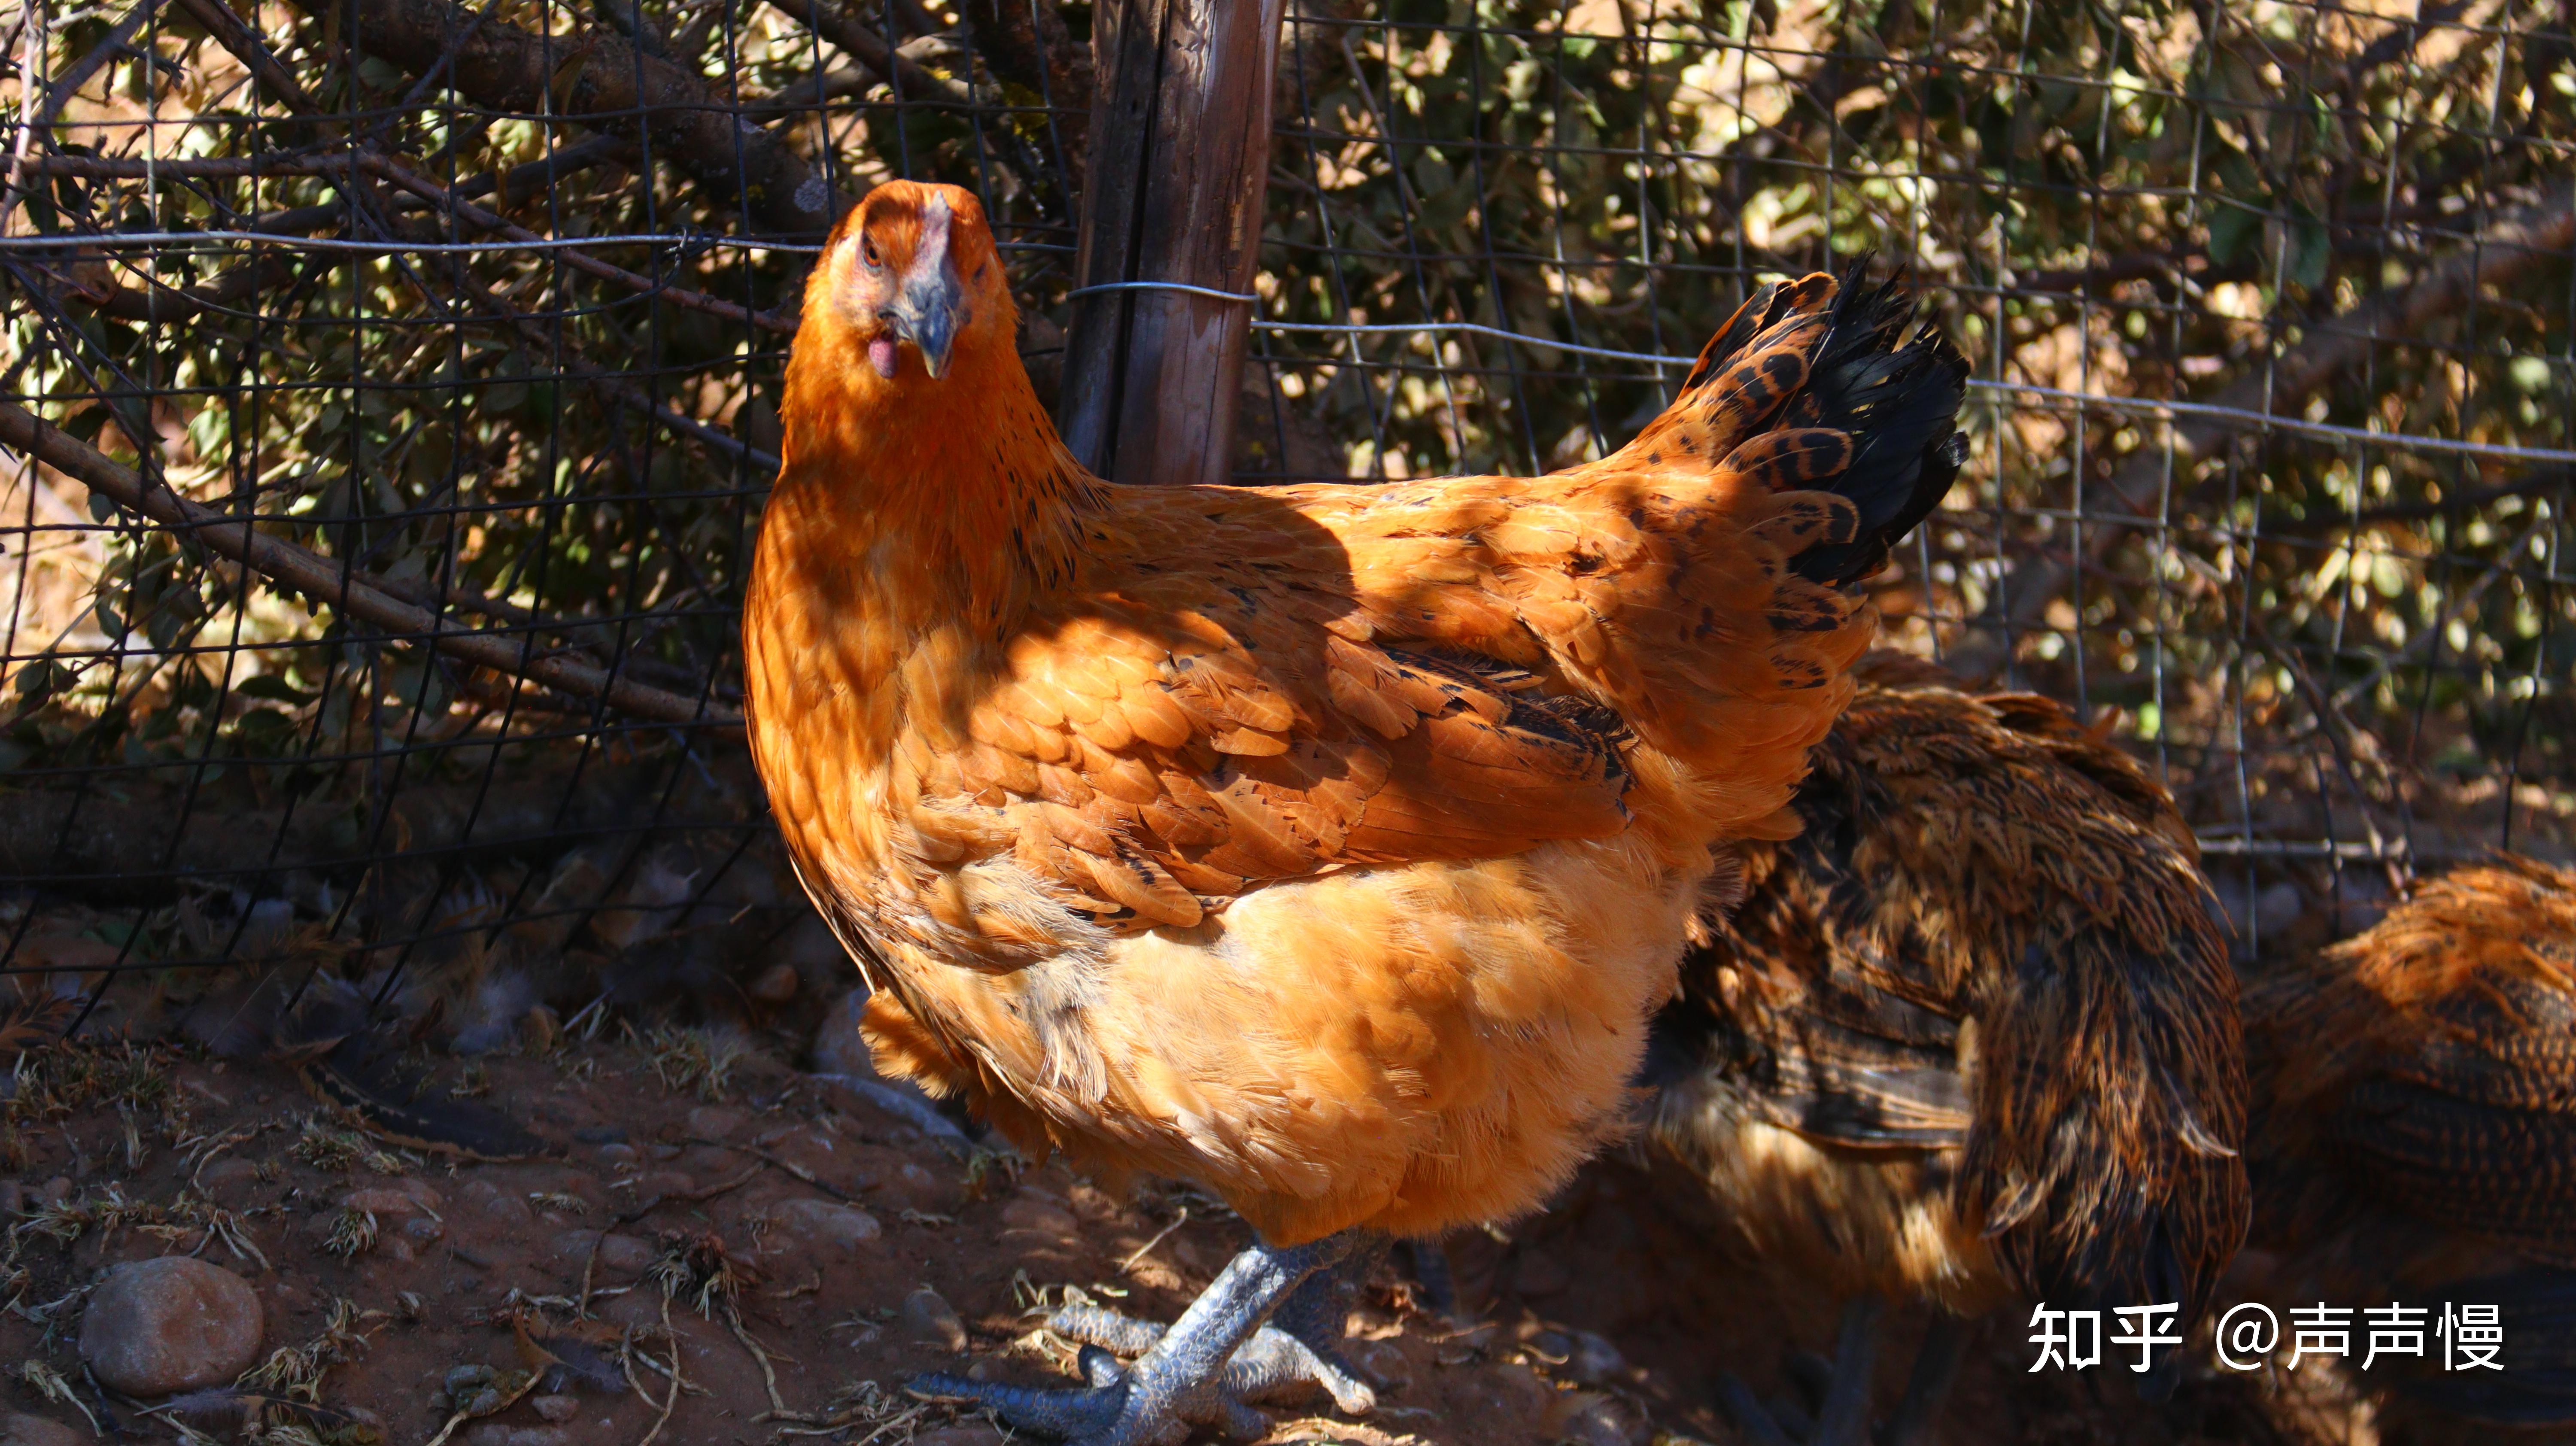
[
  {"left": 1717, "top": 1301, "right": 1976, "bottom": 1446},
  {"left": 913, "top": 1230, "right": 1373, "bottom": 1445},
  {"left": 1719, "top": 1297, "right": 1883, "bottom": 1446}
]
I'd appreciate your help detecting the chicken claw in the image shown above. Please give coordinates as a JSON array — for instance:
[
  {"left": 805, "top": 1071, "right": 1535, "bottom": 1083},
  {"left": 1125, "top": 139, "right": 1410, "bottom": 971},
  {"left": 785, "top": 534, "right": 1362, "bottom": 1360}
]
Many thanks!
[
  {"left": 912, "top": 1232, "right": 1369, "bottom": 1446},
  {"left": 1048, "top": 1289, "right": 1378, "bottom": 1415}
]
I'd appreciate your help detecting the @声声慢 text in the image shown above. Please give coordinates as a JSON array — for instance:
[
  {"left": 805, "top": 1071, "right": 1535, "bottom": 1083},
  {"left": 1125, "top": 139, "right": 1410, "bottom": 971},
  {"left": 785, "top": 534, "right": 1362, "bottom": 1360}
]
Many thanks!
[{"left": 2026, "top": 1300, "right": 2506, "bottom": 1373}]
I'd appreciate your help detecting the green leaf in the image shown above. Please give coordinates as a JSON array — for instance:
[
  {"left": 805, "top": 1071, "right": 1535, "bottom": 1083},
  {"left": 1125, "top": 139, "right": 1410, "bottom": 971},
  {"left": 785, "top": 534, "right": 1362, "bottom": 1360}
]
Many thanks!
[
  {"left": 2206, "top": 199, "right": 2263, "bottom": 266},
  {"left": 64, "top": 406, "right": 111, "bottom": 444},
  {"left": 236, "top": 674, "right": 316, "bottom": 705}
]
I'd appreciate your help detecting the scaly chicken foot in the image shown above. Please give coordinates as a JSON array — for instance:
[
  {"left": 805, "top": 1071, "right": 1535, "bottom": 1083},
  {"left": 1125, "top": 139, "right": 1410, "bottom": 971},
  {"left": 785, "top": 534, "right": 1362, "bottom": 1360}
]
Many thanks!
[
  {"left": 912, "top": 1231, "right": 1366, "bottom": 1446},
  {"left": 1048, "top": 1300, "right": 1378, "bottom": 1416}
]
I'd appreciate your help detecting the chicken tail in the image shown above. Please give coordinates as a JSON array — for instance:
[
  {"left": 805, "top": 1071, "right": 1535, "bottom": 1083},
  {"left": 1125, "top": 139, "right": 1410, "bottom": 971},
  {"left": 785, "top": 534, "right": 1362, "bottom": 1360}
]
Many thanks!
[
  {"left": 1618, "top": 262, "right": 1970, "bottom": 586},
  {"left": 1962, "top": 931, "right": 2251, "bottom": 1337}
]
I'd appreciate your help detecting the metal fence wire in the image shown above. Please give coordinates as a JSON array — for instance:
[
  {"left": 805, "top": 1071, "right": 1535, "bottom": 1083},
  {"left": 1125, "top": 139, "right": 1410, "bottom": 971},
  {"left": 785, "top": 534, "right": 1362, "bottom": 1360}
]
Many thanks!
[{"left": 1, "top": 0, "right": 2571, "bottom": 1044}]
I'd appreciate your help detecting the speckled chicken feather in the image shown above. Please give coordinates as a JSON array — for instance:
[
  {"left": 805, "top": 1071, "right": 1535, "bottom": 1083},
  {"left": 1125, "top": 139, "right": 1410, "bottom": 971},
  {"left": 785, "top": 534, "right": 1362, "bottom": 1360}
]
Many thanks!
[
  {"left": 1643, "top": 665, "right": 2249, "bottom": 1329},
  {"left": 2243, "top": 855, "right": 2576, "bottom": 1430}
]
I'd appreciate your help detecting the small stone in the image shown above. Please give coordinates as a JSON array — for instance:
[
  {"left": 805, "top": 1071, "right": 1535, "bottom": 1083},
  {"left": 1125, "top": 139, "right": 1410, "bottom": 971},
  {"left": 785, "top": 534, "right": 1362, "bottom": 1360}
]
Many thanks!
[
  {"left": 1001, "top": 1198, "right": 1079, "bottom": 1236},
  {"left": 342, "top": 1187, "right": 431, "bottom": 1218},
  {"left": 772, "top": 1198, "right": 882, "bottom": 1254},
  {"left": 197, "top": 1159, "right": 260, "bottom": 1193},
  {"left": 902, "top": 1286, "right": 969, "bottom": 1352},
  {"left": 634, "top": 1171, "right": 694, "bottom": 1199},
  {"left": 684, "top": 1105, "right": 748, "bottom": 1142},
  {"left": 809, "top": 988, "right": 875, "bottom": 1076},
  {"left": 0, "top": 1182, "right": 22, "bottom": 1217},
  {"left": 39, "top": 1177, "right": 71, "bottom": 1206},
  {"left": 596, "top": 1143, "right": 640, "bottom": 1167},
  {"left": 1546, "top": 1390, "right": 1645, "bottom": 1446},
  {"left": 0, "top": 1413, "right": 85, "bottom": 1446},
  {"left": 747, "top": 962, "right": 800, "bottom": 1003},
  {"left": 463, "top": 1426, "right": 570, "bottom": 1446},
  {"left": 597, "top": 1233, "right": 656, "bottom": 1273},
  {"left": 78, "top": 1257, "right": 265, "bottom": 1395},
  {"left": 1479, "top": 1361, "right": 1553, "bottom": 1416},
  {"left": 1352, "top": 1339, "right": 1412, "bottom": 1391},
  {"left": 551, "top": 1229, "right": 603, "bottom": 1264},
  {"left": 529, "top": 1395, "right": 580, "bottom": 1424},
  {"left": 403, "top": 1216, "right": 445, "bottom": 1245},
  {"left": 462, "top": 1179, "right": 534, "bottom": 1226},
  {"left": 1564, "top": 1329, "right": 1625, "bottom": 1385}
]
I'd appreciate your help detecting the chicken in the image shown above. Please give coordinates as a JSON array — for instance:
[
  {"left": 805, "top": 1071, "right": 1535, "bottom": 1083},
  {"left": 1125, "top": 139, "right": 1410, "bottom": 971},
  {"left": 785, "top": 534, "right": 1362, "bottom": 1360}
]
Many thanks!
[
  {"left": 1640, "top": 659, "right": 2249, "bottom": 1446},
  {"left": 2235, "top": 854, "right": 2576, "bottom": 1440},
  {"left": 743, "top": 179, "right": 1967, "bottom": 1445}
]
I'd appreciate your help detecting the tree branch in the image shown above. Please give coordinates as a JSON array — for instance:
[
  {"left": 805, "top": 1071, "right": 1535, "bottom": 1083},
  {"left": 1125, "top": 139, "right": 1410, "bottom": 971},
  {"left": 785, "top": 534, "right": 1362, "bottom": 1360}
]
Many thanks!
[
  {"left": 169, "top": 0, "right": 328, "bottom": 113},
  {"left": 957, "top": 0, "right": 1093, "bottom": 164},
  {"left": 0, "top": 400, "right": 733, "bottom": 726},
  {"left": 279, "top": 0, "right": 842, "bottom": 238},
  {"left": 1945, "top": 181, "right": 2576, "bottom": 683},
  {"left": 23, "top": 150, "right": 796, "bottom": 334},
  {"left": 45, "top": 251, "right": 302, "bottom": 323},
  {"left": 356, "top": 152, "right": 797, "bottom": 335},
  {"left": 760, "top": 0, "right": 980, "bottom": 110}
]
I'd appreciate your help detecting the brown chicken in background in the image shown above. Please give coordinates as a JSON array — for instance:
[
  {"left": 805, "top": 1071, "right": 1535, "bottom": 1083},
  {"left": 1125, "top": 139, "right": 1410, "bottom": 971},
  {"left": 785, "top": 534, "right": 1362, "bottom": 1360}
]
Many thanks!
[
  {"left": 2232, "top": 854, "right": 2576, "bottom": 1442},
  {"left": 1640, "top": 658, "right": 2249, "bottom": 1446},
  {"left": 743, "top": 180, "right": 1967, "bottom": 1446}
]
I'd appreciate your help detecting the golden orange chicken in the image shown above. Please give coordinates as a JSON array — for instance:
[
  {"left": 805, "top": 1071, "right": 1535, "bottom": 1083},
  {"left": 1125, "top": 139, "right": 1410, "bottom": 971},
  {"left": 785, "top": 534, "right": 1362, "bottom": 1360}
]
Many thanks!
[
  {"left": 2236, "top": 854, "right": 2576, "bottom": 1440},
  {"left": 1642, "top": 662, "right": 2249, "bottom": 1446},
  {"left": 743, "top": 179, "right": 1966, "bottom": 1445}
]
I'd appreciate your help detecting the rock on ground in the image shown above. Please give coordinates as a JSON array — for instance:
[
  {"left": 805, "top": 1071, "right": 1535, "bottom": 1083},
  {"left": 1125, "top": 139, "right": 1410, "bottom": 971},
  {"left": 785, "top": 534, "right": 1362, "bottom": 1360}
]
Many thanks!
[
  {"left": 0, "top": 1413, "right": 85, "bottom": 1446},
  {"left": 77, "top": 1256, "right": 264, "bottom": 1396},
  {"left": 904, "top": 1286, "right": 969, "bottom": 1352},
  {"left": 462, "top": 1425, "right": 572, "bottom": 1446},
  {"left": 769, "top": 1197, "right": 881, "bottom": 1253}
]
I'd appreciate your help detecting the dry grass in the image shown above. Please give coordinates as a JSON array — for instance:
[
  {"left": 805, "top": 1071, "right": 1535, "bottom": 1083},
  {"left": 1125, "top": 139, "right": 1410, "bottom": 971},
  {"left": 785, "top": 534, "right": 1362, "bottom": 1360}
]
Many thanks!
[{"left": 638, "top": 1025, "right": 745, "bottom": 1102}]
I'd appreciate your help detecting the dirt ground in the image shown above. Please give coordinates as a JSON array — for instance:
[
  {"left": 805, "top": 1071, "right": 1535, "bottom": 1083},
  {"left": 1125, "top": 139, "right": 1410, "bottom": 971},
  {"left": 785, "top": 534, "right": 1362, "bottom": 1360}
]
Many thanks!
[{"left": 0, "top": 1021, "right": 2309, "bottom": 1446}]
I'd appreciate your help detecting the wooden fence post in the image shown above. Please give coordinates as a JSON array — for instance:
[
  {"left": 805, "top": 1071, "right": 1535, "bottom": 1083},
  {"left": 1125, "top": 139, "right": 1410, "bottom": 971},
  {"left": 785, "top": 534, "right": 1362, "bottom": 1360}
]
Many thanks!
[{"left": 1058, "top": 0, "right": 1286, "bottom": 487}]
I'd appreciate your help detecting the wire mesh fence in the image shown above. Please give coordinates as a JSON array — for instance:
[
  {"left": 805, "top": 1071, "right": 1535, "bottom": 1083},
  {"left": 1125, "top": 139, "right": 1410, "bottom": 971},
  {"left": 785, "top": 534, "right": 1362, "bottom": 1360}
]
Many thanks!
[{"left": 1, "top": 0, "right": 2570, "bottom": 1044}]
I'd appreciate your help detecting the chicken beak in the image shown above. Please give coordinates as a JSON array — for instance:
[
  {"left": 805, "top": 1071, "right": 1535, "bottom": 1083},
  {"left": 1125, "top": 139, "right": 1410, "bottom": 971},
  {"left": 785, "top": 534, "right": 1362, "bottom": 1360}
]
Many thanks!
[
  {"left": 887, "top": 192, "right": 963, "bottom": 380},
  {"left": 892, "top": 270, "right": 962, "bottom": 380}
]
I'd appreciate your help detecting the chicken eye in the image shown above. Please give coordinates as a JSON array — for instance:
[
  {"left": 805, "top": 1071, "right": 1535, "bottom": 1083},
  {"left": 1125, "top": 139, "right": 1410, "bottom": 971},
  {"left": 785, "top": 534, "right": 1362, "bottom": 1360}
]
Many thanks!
[{"left": 860, "top": 234, "right": 884, "bottom": 271}]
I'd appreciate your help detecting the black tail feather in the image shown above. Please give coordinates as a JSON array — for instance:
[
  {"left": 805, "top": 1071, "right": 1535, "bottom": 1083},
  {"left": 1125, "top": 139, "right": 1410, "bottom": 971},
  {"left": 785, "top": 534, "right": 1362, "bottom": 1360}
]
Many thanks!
[{"left": 1791, "top": 262, "right": 1969, "bottom": 586}]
